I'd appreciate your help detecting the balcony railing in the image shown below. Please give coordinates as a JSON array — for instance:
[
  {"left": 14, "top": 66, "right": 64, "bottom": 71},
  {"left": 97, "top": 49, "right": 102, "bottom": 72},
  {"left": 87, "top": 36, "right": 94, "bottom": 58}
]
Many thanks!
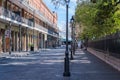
[
  {"left": 22, "top": 17, "right": 33, "bottom": 27},
  {"left": 20, "top": 0, "right": 58, "bottom": 30},
  {"left": 0, "top": 7, "right": 34, "bottom": 27},
  {"left": 48, "top": 30, "right": 59, "bottom": 37},
  {"left": 0, "top": 7, "right": 58, "bottom": 37},
  {"left": 35, "top": 23, "right": 48, "bottom": 33},
  {"left": 35, "top": 23, "right": 58, "bottom": 37},
  {"left": 0, "top": 8, "right": 22, "bottom": 22}
]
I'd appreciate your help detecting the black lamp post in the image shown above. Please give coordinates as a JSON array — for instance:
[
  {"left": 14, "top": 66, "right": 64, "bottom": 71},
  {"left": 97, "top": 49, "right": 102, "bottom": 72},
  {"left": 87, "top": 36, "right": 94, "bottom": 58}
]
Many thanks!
[
  {"left": 70, "top": 16, "right": 74, "bottom": 60},
  {"left": 70, "top": 16, "right": 75, "bottom": 55},
  {"left": 63, "top": 0, "right": 70, "bottom": 77},
  {"left": 73, "top": 23, "right": 76, "bottom": 55}
]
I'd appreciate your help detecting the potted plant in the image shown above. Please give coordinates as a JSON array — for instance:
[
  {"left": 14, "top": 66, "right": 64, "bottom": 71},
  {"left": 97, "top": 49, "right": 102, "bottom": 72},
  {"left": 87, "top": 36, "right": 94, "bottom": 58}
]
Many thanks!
[{"left": 29, "top": 44, "right": 34, "bottom": 51}]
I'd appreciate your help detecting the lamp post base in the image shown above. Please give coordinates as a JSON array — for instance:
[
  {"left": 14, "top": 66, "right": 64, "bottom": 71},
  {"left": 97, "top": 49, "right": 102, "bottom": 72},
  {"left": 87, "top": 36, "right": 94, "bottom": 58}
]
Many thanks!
[
  {"left": 63, "top": 72, "right": 70, "bottom": 77},
  {"left": 9, "top": 52, "right": 11, "bottom": 55},
  {"left": 63, "top": 56, "right": 71, "bottom": 77},
  {"left": 70, "top": 51, "right": 73, "bottom": 60}
]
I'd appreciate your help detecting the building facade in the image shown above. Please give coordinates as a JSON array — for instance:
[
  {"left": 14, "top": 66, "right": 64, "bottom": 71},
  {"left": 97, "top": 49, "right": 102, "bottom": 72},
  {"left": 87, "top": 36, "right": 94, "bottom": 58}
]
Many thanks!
[{"left": 0, "top": 0, "right": 59, "bottom": 53}]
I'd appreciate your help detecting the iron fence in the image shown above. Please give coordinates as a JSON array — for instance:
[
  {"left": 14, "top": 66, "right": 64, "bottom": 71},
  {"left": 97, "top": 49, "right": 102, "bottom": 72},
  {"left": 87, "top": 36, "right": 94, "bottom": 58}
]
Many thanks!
[{"left": 88, "top": 32, "right": 120, "bottom": 58}]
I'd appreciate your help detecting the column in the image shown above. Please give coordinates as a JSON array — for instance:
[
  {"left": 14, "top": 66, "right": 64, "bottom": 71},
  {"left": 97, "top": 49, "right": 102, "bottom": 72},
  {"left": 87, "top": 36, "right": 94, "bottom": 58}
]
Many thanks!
[
  {"left": 26, "top": 28, "right": 28, "bottom": 51},
  {"left": 13, "top": 31, "right": 14, "bottom": 51},
  {"left": 15, "top": 32, "right": 18, "bottom": 51},
  {"left": 41, "top": 33, "right": 43, "bottom": 49},
  {"left": 21, "top": 28, "right": 23, "bottom": 51},
  {"left": 37, "top": 32, "right": 39, "bottom": 50},
  {"left": 19, "top": 25, "right": 21, "bottom": 52},
  {"left": 3, "top": 29, "right": 6, "bottom": 52},
  {"left": 43, "top": 34, "right": 45, "bottom": 48},
  {"left": 0, "top": 29, "right": 2, "bottom": 53},
  {"left": 39, "top": 33, "right": 41, "bottom": 49},
  {"left": 28, "top": 34, "right": 29, "bottom": 51},
  {"left": 22, "top": 30, "right": 25, "bottom": 51},
  {"left": 13, "top": 31, "right": 16, "bottom": 51}
]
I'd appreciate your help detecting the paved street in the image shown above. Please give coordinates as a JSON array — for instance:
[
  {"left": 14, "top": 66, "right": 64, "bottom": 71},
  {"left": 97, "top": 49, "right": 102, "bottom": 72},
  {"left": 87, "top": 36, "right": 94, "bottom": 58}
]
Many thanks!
[{"left": 0, "top": 48, "right": 120, "bottom": 80}]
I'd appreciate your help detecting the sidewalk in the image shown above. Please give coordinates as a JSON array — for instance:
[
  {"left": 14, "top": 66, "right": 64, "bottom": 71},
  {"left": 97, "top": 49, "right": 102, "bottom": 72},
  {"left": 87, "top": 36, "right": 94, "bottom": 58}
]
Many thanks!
[
  {"left": 87, "top": 48, "right": 120, "bottom": 71},
  {"left": 0, "top": 48, "right": 120, "bottom": 80},
  {"left": 69, "top": 49, "right": 120, "bottom": 80}
]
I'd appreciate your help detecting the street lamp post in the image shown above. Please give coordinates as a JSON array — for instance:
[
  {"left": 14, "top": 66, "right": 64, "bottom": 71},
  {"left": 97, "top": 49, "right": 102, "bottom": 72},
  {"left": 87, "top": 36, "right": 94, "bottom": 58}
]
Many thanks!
[
  {"left": 73, "top": 23, "right": 76, "bottom": 55},
  {"left": 63, "top": 0, "right": 70, "bottom": 77},
  {"left": 70, "top": 16, "right": 75, "bottom": 55},
  {"left": 70, "top": 16, "right": 74, "bottom": 60}
]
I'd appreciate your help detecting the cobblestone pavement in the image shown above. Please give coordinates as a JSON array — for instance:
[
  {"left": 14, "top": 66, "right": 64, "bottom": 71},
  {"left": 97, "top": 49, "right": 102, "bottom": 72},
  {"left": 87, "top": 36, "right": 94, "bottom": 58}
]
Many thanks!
[{"left": 0, "top": 48, "right": 120, "bottom": 80}]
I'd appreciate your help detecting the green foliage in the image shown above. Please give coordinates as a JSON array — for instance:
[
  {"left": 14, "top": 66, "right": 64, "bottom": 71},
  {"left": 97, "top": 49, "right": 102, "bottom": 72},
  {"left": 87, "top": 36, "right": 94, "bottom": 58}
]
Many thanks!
[
  {"left": 75, "top": 1, "right": 98, "bottom": 39},
  {"left": 29, "top": 43, "right": 34, "bottom": 47},
  {"left": 75, "top": 0, "right": 120, "bottom": 40},
  {"left": 94, "top": 0, "right": 118, "bottom": 35}
]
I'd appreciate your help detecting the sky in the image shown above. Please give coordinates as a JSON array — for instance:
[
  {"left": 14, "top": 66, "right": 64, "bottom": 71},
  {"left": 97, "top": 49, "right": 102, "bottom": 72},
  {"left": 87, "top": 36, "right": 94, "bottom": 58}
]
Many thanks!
[{"left": 43, "top": 0, "right": 77, "bottom": 39}]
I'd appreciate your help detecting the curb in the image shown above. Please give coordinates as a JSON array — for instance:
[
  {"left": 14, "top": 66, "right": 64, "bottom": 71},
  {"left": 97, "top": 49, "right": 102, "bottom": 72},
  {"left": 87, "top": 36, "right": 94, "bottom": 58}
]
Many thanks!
[
  {"left": 0, "top": 52, "right": 30, "bottom": 58},
  {"left": 0, "top": 50, "right": 41, "bottom": 58}
]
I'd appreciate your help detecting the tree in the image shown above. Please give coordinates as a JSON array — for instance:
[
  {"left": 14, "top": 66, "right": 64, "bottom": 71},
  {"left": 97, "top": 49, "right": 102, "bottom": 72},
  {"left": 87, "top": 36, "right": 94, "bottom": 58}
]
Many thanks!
[
  {"left": 51, "top": 0, "right": 66, "bottom": 9},
  {"left": 75, "top": 0, "right": 120, "bottom": 40},
  {"left": 75, "top": 1, "right": 98, "bottom": 39},
  {"left": 93, "top": 0, "right": 120, "bottom": 37}
]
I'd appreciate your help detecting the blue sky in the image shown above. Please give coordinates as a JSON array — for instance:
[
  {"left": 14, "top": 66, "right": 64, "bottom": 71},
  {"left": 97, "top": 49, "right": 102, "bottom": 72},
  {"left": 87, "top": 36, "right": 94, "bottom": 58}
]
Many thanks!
[{"left": 43, "top": 0, "right": 77, "bottom": 39}]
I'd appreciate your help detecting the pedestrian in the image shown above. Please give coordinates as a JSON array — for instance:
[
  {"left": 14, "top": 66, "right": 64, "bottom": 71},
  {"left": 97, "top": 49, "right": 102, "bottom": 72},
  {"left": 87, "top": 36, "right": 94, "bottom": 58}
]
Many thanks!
[{"left": 77, "top": 41, "right": 81, "bottom": 49}]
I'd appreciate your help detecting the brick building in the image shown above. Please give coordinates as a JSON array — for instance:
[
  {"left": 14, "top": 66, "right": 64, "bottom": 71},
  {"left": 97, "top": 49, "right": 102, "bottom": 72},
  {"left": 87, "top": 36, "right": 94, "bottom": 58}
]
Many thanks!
[{"left": 0, "top": 0, "right": 59, "bottom": 53}]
